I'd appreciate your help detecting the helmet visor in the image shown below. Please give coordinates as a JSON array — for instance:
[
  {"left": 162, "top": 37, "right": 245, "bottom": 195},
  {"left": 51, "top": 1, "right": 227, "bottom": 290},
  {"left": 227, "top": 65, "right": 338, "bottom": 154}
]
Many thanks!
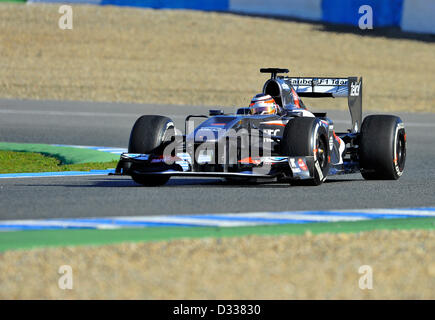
[{"left": 250, "top": 104, "right": 275, "bottom": 115}]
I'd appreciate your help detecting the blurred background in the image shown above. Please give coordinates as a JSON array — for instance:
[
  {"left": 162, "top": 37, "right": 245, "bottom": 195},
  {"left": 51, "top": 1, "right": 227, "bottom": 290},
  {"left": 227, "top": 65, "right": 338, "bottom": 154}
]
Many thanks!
[
  {"left": 1, "top": 0, "right": 434, "bottom": 300},
  {"left": 1, "top": 0, "right": 434, "bottom": 112}
]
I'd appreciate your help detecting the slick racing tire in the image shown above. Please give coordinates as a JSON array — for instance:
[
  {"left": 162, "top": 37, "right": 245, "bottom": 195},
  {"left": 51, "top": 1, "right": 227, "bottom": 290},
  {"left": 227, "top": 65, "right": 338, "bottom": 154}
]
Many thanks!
[
  {"left": 128, "top": 115, "right": 175, "bottom": 186},
  {"left": 359, "top": 115, "right": 406, "bottom": 180},
  {"left": 281, "top": 117, "right": 330, "bottom": 186}
]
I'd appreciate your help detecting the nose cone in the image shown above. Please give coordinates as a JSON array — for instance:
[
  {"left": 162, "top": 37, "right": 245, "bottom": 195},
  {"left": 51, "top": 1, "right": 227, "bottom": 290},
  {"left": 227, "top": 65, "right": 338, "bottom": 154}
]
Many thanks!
[
  {"left": 193, "top": 128, "right": 223, "bottom": 143},
  {"left": 186, "top": 116, "right": 239, "bottom": 143}
]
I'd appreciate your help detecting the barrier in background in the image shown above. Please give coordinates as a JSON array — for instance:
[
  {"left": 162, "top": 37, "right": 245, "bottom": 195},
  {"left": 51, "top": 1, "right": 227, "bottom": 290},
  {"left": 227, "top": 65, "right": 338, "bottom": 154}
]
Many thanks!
[
  {"left": 28, "top": 0, "right": 102, "bottom": 3},
  {"left": 401, "top": 0, "right": 435, "bottom": 34},
  {"left": 229, "top": 0, "right": 322, "bottom": 21},
  {"left": 28, "top": 0, "right": 229, "bottom": 10},
  {"left": 26, "top": 0, "right": 435, "bottom": 34},
  {"left": 101, "top": 0, "right": 228, "bottom": 10},
  {"left": 322, "top": 0, "right": 404, "bottom": 27}
]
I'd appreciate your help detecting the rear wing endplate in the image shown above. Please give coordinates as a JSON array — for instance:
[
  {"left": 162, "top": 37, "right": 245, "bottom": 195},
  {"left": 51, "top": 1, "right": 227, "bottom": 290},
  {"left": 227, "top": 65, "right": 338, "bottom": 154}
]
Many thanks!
[{"left": 285, "top": 77, "right": 363, "bottom": 133}]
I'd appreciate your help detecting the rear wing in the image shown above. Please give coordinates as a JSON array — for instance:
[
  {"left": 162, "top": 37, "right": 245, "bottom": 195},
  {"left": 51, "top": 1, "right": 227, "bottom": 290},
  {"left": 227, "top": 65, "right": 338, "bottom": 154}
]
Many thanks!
[{"left": 284, "top": 77, "right": 363, "bottom": 133}]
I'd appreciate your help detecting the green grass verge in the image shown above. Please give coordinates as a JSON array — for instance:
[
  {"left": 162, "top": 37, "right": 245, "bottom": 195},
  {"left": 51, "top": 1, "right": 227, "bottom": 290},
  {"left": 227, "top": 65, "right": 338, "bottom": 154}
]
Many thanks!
[
  {"left": 0, "top": 142, "right": 120, "bottom": 165},
  {"left": 0, "top": 150, "right": 118, "bottom": 174},
  {"left": 1, "top": 217, "right": 434, "bottom": 252}
]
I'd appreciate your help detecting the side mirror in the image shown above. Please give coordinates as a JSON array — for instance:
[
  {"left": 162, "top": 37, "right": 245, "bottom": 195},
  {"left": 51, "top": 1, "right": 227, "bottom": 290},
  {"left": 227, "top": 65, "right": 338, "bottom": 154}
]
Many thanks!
[
  {"left": 236, "top": 107, "right": 251, "bottom": 115},
  {"left": 209, "top": 109, "right": 224, "bottom": 116}
]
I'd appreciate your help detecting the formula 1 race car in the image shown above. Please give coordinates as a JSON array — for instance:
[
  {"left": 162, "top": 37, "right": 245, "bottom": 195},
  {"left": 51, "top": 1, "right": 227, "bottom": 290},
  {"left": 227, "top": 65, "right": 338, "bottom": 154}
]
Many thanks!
[{"left": 113, "top": 68, "right": 406, "bottom": 186}]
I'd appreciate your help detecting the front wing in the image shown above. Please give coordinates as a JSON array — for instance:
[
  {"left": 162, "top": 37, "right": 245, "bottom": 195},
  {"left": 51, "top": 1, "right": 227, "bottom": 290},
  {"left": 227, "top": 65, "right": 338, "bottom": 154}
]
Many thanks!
[{"left": 111, "top": 153, "right": 316, "bottom": 181}]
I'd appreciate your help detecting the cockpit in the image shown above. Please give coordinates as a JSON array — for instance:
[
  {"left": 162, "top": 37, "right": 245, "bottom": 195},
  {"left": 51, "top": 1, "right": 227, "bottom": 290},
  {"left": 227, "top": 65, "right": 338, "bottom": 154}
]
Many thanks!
[{"left": 263, "top": 77, "right": 306, "bottom": 110}]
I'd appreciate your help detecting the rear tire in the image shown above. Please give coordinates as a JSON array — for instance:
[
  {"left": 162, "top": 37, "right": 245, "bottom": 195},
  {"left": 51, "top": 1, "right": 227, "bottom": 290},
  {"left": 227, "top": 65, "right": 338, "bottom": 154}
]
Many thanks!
[
  {"left": 359, "top": 115, "right": 406, "bottom": 180},
  {"left": 281, "top": 117, "right": 330, "bottom": 186},
  {"left": 128, "top": 115, "right": 175, "bottom": 186}
]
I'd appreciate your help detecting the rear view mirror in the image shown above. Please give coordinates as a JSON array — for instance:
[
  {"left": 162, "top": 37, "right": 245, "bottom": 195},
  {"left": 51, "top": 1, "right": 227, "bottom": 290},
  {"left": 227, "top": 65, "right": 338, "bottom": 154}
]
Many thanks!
[
  {"left": 209, "top": 109, "right": 224, "bottom": 116},
  {"left": 236, "top": 107, "right": 251, "bottom": 115}
]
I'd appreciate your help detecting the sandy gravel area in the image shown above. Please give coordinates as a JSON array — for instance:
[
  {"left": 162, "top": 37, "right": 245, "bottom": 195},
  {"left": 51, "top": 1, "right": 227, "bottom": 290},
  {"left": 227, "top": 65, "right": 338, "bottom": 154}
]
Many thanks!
[
  {"left": 1, "top": 4, "right": 434, "bottom": 300},
  {"left": 0, "top": 3, "right": 434, "bottom": 112},
  {"left": 1, "top": 229, "right": 434, "bottom": 299}
]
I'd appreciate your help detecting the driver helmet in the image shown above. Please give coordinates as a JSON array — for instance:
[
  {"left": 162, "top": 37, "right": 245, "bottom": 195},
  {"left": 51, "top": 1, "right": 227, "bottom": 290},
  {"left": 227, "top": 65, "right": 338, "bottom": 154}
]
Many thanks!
[{"left": 249, "top": 94, "right": 279, "bottom": 115}]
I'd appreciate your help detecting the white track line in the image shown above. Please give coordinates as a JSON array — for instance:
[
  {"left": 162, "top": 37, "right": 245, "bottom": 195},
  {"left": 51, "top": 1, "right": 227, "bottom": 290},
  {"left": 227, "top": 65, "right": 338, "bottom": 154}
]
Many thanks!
[
  {"left": 214, "top": 212, "right": 367, "bottom": 222},
  {"left": 0, "top": 171, "right": 113, "bottom": 179},
  {"left": 1, "top": 207, "right": 434, "bottom": 232},
  {"left": 110, "top": 216, "right": 271, "bottom": 227},
  {"left": 0, "top": 220, "right": 119, "bottom": 230},
  {"left": 339, "top": 209, "right": 435, "bottom": 217}
]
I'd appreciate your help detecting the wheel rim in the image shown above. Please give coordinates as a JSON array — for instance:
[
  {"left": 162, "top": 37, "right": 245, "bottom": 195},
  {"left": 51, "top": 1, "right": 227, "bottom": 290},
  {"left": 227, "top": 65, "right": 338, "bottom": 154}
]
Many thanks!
[
  {"left": 316, "top": 134, "right": 327, "bottom": 169},
  {"left": 396, "top": 131, "right": 406, "bottom": 171}
]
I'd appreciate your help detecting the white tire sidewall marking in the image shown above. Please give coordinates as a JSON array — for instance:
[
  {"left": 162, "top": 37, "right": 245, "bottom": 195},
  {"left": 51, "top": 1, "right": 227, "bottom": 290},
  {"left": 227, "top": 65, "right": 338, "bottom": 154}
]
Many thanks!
[
  {"left": 394, "top": 122, "right": 405, "bottom": 177},
  {"left": 312, "top": 122, "right": 326, "bottom": 182}
]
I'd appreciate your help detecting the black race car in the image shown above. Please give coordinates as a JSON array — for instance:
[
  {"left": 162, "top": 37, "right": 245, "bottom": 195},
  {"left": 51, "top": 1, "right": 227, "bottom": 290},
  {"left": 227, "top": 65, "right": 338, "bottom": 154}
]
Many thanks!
[{"left": 112, "top": 68, "right": 406, "bottom": 186}]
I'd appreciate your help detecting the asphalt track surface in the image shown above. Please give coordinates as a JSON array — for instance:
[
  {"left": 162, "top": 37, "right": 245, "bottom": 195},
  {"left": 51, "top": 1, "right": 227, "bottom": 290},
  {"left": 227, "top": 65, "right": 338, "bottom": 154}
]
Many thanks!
[{"left": 0, "top": 98, "right": 434, "bottom": 220}]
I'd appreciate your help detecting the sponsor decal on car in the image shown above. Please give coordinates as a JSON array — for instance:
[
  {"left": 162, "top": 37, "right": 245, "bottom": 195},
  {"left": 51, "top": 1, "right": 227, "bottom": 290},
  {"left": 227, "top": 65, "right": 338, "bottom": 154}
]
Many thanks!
[
  {"left": 238, "top": 156, "right": 288, "bottom": 165},
  {"left": 291, "top": 88, "right": 301, "bottom": 108},
  {"left": 122, "top": 153, "right": 150, "bottom": 161},
  {"left": 262, "top": 156, "right": 288, "bottom": 164},
  {"left": 197, "top": 149, "right": 214, "bottom": 164},
  {"left": 350, "top": 81, "right": 361, "bottom": 96},
  {"left": 298, "top": 158, "right": 308, "bottom": 171},
  {"left": 150, "top": 155, "right": 182, "bottom": 164},
  {"left": 260, "top": 120, "right": 288, "bottom": 127},
  {"left": 262, "top": 128, "right": 281, "bottom": 139},
  {"left": 238, "top": 157, "right": 262, "bottom": 165},
  {"left": 289, "top": 158, "right": 301, "bottom": 173}
]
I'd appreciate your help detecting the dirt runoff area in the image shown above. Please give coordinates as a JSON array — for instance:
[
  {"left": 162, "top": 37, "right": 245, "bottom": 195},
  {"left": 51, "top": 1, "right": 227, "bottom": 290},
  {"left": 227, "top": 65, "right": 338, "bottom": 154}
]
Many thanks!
[
  {"left": 1, "top": 229, "right": 434, "bottom": 299},
  {"left": 1, "top": 4, "right": 434, "bottom": 300},
  {"left": 0, "top": 3, "right": 434, "bottom": 112}
]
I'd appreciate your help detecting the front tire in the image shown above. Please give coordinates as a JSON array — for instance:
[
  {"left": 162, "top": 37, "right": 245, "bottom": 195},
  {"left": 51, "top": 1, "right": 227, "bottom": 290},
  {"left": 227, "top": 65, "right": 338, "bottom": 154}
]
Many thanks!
[
  {"left": 281, "top": 117, "right": 330, "bottom": 186},
  {"left": 359, "top": 115, "right": 406, "bottom": 180},
  {"left": 128, "top": 115, "right": 175, "bottom": 186}
]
